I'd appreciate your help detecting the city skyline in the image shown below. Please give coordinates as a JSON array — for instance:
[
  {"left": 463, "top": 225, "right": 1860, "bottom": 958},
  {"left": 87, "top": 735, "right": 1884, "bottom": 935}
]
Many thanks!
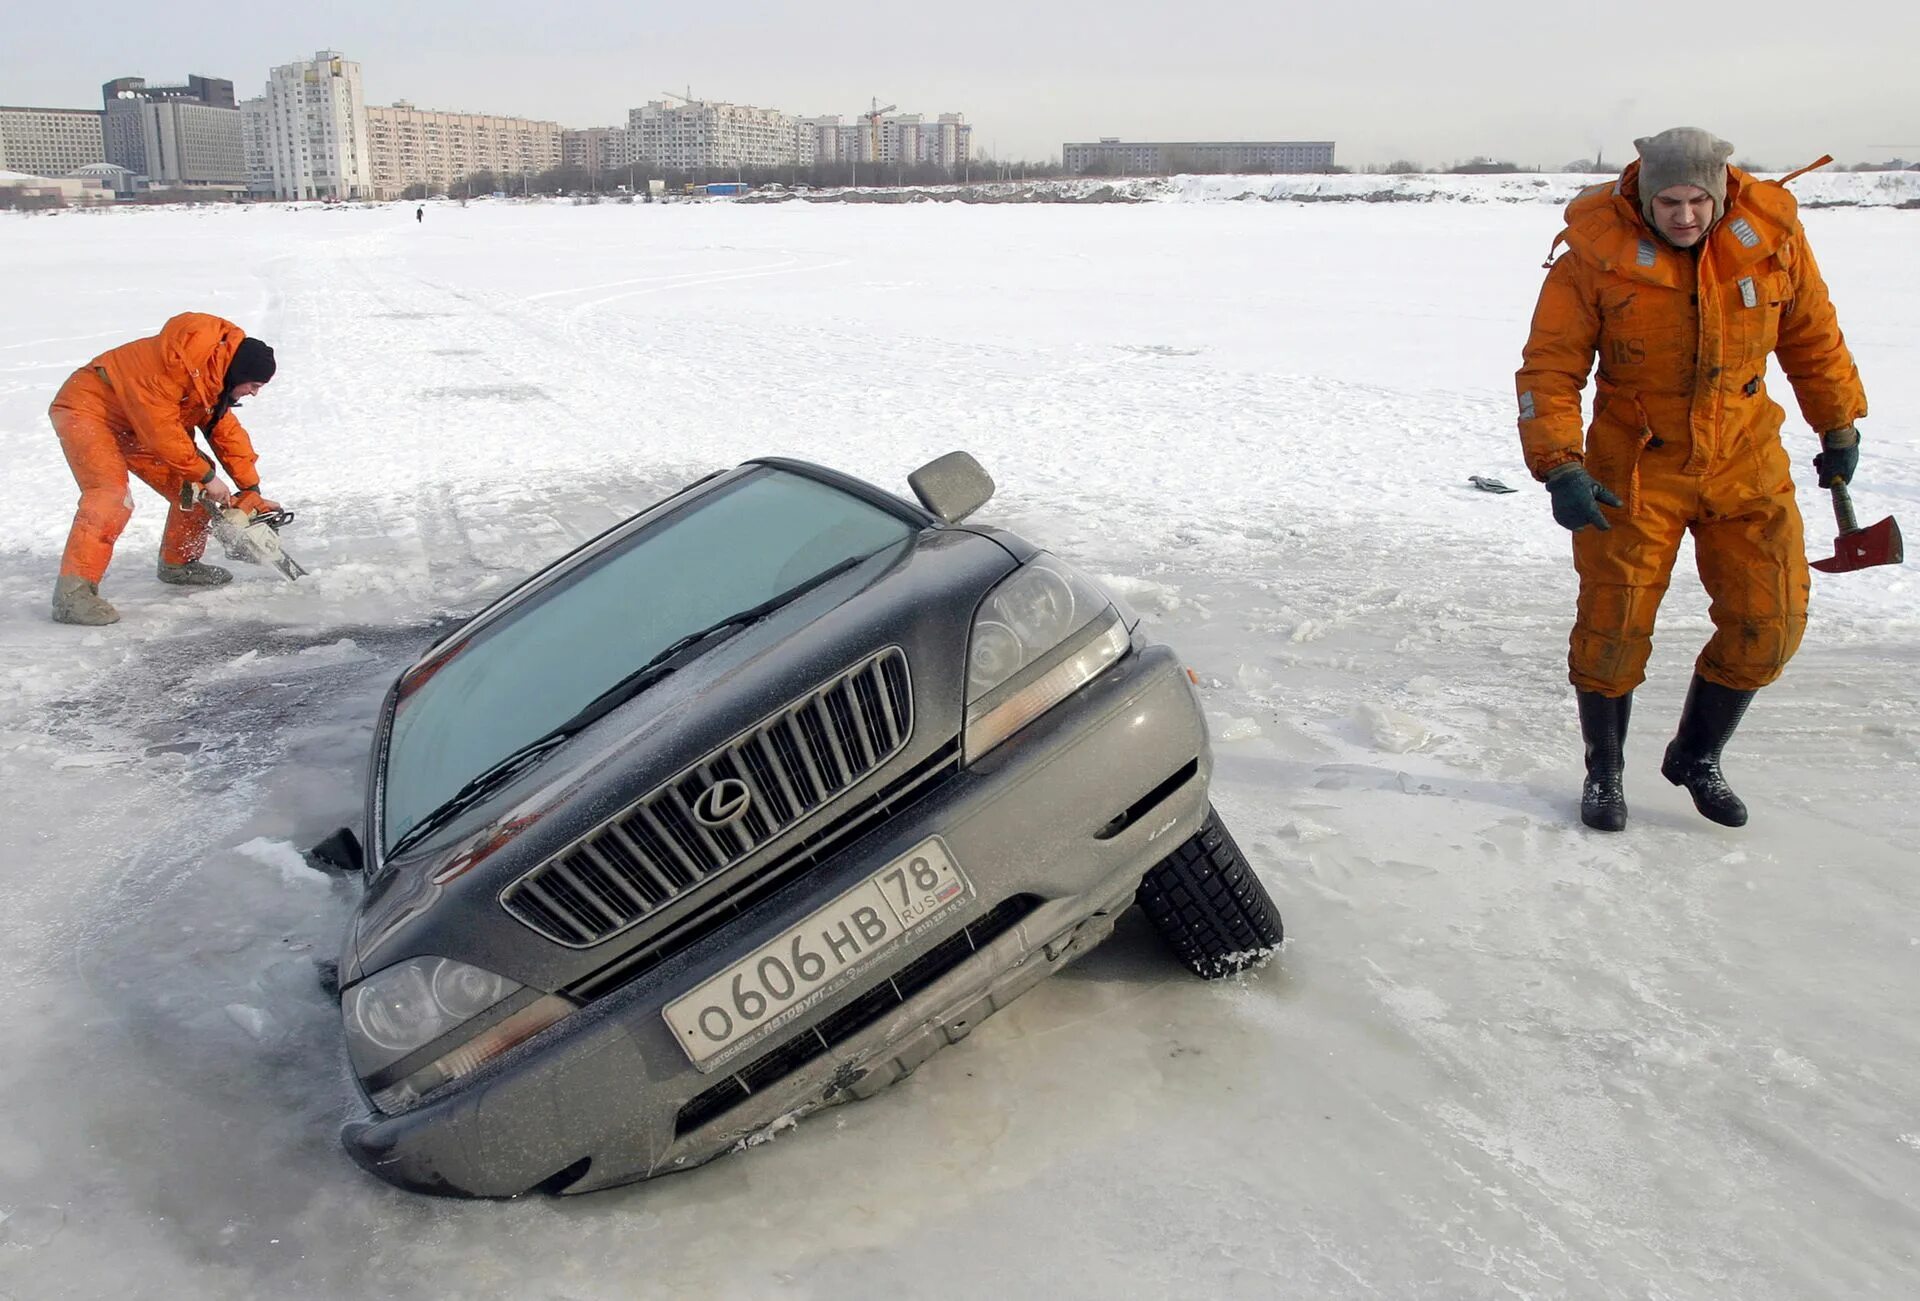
[{"left": 4, "top": 2, "right": 1919, "bottom": 167}]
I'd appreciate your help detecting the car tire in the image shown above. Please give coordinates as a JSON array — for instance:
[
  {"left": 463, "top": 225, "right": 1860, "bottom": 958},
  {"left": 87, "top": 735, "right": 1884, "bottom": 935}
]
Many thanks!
[{"left": 1135, "top": 806, "right": 1283, "bottom": 978}]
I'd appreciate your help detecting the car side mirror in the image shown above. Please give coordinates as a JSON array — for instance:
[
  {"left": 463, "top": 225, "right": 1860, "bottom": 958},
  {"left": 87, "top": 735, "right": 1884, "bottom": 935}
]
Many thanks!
[
  {"left": 908, "top": 451, "right": 995, "bottom": 524},
  {"left": 310, "top": 826, "right": 366, "bottom": 874}
]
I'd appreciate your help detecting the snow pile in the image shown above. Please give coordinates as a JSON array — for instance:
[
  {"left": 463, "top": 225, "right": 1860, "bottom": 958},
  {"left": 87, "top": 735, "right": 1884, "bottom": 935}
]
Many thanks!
[{"left": 735, "top": 169, "right": 1920, "bottom": 208}]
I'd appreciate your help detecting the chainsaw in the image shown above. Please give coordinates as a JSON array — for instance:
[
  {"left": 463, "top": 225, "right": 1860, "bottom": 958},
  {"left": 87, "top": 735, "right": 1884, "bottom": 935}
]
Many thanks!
[{"left": 179, "top": 483, "right": 308, "bottom": 580}]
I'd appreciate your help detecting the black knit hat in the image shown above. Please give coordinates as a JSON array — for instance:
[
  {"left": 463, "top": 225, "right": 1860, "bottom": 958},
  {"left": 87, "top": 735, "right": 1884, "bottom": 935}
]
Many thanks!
[{"left": 225, "top": 337, "right": 277, "bottom": 389}]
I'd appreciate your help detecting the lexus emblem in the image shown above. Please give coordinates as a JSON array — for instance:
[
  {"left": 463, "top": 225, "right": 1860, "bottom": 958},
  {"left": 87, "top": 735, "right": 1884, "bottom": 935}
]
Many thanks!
[{"left": 692, "top": 777, "right": 752, "bottom": 828}]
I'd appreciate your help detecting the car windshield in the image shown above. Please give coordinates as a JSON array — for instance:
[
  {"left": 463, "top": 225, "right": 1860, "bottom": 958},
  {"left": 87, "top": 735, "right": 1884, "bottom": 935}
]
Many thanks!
[{"left": 381, "top": 467, "right": 919, "bottom": 853}]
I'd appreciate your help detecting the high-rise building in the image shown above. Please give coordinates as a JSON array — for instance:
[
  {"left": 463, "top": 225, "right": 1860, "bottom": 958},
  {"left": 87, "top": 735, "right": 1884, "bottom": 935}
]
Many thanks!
[
  {"left": 240, "top": 97, "right": 274, "bottom": 195},
  {"left": 628, "top": 98, "right": 799, "bottom": 171},
  {"left": 625, "top": 98, "right": 970, "bottom": 174},
  {"left": 257, "top": 51, "right": 372, "bottom": 200},
  {"left": 562, "top": 126, "right": 631, "bottom": 179},
  {"left": 140, "top": 100, "right": 245, "bottom": 190},
  {"left": 797, "top": 112, "right": 971, "bottom": 171},
  {"left": 0, "top": 106, "right": 105, "bottom": 177},
  {"left": 102, "top": 75, "right": 236, "bottom": 175},
  {"left": 366, "top": 102, "right": 564, "bottom": 198}
]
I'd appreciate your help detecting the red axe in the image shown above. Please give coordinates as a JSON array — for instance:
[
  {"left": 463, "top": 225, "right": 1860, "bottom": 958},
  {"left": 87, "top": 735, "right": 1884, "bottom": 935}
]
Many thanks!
[{"left": 1811, "top": 483, "right": 1903, "bottom": 573}]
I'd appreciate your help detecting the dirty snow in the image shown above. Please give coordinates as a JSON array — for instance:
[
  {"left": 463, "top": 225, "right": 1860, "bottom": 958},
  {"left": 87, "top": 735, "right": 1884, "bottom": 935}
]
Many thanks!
[{"left": 0, "top": 180, "right": 1915, "bottom": 1299}]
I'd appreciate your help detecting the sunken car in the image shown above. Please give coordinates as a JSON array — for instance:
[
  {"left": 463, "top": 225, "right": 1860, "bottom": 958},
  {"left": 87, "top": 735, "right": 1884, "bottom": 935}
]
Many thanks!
[{"left": 325, "top": 453, "right": 1282, "bottom": 1197}]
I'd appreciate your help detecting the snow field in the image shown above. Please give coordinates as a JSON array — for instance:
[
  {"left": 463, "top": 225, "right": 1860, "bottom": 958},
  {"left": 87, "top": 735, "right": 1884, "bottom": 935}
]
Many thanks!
[{"left": 0, "top": 191, "right": 1914, "bottom": 1299}]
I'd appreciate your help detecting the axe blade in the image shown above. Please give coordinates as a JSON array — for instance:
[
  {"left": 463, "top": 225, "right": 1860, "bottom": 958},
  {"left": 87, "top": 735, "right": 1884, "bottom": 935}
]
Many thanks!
[{"left": 1812, "top": 515, "right": 1903, "bottom": 573}]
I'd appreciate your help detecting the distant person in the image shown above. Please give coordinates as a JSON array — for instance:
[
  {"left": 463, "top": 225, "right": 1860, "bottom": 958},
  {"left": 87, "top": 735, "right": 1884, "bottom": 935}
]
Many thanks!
[
  {"left": 47, "top": 313, "right": 284, "bottom": 625},
  {"left": 1515, "top": 127, "right": 1868, "bottom": 831},
  {"left": 416, "top": 204, "right": 424, "bottom": 223}
]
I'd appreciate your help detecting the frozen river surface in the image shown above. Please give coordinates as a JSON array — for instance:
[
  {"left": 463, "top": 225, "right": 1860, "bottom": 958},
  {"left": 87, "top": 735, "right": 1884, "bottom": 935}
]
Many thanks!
[{"left": 0, "top": 194, "right": 1915, "bottom": 1299}]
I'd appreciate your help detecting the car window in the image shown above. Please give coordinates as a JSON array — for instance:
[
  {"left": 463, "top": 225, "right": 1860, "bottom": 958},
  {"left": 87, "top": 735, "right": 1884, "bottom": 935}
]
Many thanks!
[{"left": 382, "top": 468, "right": 919, "bottom": 852}]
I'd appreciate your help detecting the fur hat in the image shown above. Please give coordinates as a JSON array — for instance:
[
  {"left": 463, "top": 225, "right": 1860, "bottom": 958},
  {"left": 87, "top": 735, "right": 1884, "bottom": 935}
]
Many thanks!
[
  {"left": 224, "top": 336, "right": 277, "bottom": 389},
  {"left": 1634, "top": 127, "right": 1735, "bottom": 225}
]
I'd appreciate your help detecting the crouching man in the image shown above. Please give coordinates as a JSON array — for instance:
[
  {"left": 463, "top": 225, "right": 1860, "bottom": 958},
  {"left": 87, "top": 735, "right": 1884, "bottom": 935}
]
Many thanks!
[
  {"left": 49, "top": 312, "right": 284, "bottom": 625},
  {"left": 1516, "top": 129, "right": 1868, "bottom": 830}
]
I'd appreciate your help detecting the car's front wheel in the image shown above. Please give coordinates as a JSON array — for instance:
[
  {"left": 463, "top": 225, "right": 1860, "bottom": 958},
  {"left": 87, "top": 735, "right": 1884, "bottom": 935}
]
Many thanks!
[{"left": 1136, "top": 806, "right": 1283, "bottom": 978}]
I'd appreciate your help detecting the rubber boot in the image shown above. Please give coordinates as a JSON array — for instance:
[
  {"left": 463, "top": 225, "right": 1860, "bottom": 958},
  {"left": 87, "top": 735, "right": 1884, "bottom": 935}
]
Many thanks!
[
  {"left": 51, "top": 574, "right": 120, "bottom": 626},
  {"left": 1661, "top": 674, "right": 1755, "bottom": 827},
  {"left": 1576, "top": 689, "right": 1632, "bottom": 831},
  {"left": 157, "top": 559, "right": 233, "bottom": 587}
]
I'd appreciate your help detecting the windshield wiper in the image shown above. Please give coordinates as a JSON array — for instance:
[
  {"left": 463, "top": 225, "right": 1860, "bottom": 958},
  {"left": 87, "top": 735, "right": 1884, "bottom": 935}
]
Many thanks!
[
  {"left": 545, "top": 552, "right": 871, "bottom": 739},
  {"left": 386, "top": 732, "right": 573, "bottom": 859},
  {"left": 384, "top": 553, "right": 870, "bottom": 860}
]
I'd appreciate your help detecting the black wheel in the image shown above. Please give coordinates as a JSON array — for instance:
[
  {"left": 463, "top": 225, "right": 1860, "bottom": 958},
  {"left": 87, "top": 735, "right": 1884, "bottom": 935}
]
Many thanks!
[{"left": 1136, "top": 806, "right": 1284, "bottom": 978}]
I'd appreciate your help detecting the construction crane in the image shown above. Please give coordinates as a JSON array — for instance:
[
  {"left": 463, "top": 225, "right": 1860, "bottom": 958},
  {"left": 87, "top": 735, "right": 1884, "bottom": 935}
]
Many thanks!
[
  {"left": 661, "top": 87, "right": 703, "bottom": 107},
  {"left": 859, "top": 97, "right": 896, "bottom": 183}
]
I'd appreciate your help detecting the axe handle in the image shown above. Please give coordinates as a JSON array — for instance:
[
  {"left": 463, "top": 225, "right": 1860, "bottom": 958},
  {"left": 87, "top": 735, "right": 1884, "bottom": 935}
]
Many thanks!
[{"left": 1829, "top": 483, "right": 1859, "bottom": 535}]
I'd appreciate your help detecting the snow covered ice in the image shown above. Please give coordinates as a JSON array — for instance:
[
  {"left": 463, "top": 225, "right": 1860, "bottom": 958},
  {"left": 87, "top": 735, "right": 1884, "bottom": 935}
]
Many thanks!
[{"left": 1, "top": 183, "right": 1915, "bottom": 1299}]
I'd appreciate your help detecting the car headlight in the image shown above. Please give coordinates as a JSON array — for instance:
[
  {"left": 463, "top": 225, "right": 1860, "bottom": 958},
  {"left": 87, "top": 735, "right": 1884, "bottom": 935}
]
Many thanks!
[
  {"left": 342, "top": 956, "right": 575, "bottom": 1115},
  {"left": 964, "top": 555, "right": 1131, "bottom": 761}
]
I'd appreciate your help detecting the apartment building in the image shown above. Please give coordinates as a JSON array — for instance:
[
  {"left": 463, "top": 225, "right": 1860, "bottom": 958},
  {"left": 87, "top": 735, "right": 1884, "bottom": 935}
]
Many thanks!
[
  {"left": 628, "top": 98, "right": 801, "bottom": 170},
  {"left": 799, "top": 112, "right": 971, "bottom": 169},
  {"left": 366, "top": 102, "right": 563, "bottom": 197},
  {"left": 880, "top": 113, "right": 970, "bottom": 167},
  {"left": 240, "top": 97, "right": 274, "bottom": 195},
  {"left": 102, "top": 75, "right": 235, "bottom": 175},
  {"left": 561, "top": 125, "right": 631, "bottom": 177},
  {"left": 0, "top": 106, "right": 105, "bottom": 177},
  {"left": 258, "top": 51, "right": 372, "bottom": 200},
  {"left": 1062, "top": 138, "right": 1335, "bottom": 174},
  {"left": 797, "top": 116, "right": 841, "bottom": 165}
]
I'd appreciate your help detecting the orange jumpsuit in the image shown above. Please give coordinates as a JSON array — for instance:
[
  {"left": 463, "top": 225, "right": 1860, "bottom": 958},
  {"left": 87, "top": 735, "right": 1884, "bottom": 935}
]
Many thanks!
[
  {"left": 49, "top": 313, "right": 263, "bottom": 583},
  {"left": 1517, "top": 164, "right": 1867, "bottom": 696}
]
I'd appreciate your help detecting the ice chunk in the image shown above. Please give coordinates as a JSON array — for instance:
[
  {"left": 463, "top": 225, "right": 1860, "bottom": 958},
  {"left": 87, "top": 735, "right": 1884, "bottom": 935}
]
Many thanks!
[
  {"left": 235, "top": 837, "right": 331, "bottom": 887},
  {"left": 52, "top": 751, "right": 137, "bottom": 770},
  {"left": 0, "top": 1203, "right": 66, "bottom": 1249},
  {"left": 225, "top": 1003, "right": 277, "bottom": 1039},
  {"left": 1215, "top": 715, "right": 1263, "bottom": 742},
  {"left": 1356, "top": 703, "right": 1434, "bottom": 754}
]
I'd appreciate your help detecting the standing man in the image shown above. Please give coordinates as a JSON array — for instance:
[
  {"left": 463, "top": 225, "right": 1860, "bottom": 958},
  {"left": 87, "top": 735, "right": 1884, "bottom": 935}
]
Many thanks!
[
  {"left": 416, "top": 204, "right": 424, "bottom": 223},
  {"left": 1516, "top": 128, "right": 1867, "bottom": 831},
  {"left": 48, "top": 312, "right": 284, "bottom": 625}
]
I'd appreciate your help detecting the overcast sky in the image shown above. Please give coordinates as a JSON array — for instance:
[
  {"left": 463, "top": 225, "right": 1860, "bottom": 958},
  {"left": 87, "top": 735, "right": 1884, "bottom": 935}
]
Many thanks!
[{"left": 5, "top": 1, "right": 1918, "bottom": 167}]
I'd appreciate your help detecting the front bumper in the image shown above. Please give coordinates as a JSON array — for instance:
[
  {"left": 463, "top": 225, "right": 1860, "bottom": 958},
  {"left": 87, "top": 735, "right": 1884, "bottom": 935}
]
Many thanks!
[{"left": 341, "top": 640, "right": 1211, "bottom": 1197}]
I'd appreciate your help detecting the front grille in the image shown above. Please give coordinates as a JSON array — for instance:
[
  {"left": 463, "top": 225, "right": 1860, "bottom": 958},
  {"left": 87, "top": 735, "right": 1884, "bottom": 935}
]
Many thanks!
[
  {"left": 567, "top": 736, "right": 961, "bottom": 1002},
  {"left": 502, "top": 648, "right": 913, "bottom": 948},
  {"left": 675, "top": 894, "right": 1041, "bottom": 1135}
]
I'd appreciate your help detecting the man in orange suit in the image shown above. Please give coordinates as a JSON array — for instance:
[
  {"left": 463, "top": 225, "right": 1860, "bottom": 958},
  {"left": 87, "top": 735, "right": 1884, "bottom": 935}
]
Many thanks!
[
  {"left": 1517, "top": 128, "right": 1867, "bottom": 831},
  {"left": 48, "top": 312, "right": 283, "bottom": 625}
]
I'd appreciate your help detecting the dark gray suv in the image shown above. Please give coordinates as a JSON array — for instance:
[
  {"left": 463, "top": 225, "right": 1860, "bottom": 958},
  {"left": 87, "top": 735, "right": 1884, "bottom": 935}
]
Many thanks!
[{"left": 325, "top": 454, "right": 1282, "bottom": 1197}]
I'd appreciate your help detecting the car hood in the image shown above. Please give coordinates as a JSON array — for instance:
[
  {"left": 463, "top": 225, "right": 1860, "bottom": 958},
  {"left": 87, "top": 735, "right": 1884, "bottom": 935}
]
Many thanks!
[{"left": 342, "top": 525, "right": 1018, "bottom": 990}]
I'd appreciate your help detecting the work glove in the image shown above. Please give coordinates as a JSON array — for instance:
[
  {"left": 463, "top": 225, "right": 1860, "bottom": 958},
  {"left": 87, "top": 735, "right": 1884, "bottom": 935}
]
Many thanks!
[
  {"left": 1813, "top": 427, "right": 1859, "bottom": 488},
  {"left": 180, "top": 476, "right": 233, "bottom": 508},
  {"left": 1544, "top": 463, "right": 1622, "bottom": 533},
  {"left": 232, "top": 487, "right": 282, "bottom": 516}
]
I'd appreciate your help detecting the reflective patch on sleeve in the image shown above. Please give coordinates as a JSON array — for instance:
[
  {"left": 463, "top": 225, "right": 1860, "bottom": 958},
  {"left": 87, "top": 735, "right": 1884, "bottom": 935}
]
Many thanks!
[
  {"left": 1636, "top": 240, "right": 1658, "bottom": 267},
  {"left": 1739, "top": 276, "right": 1757, "bottom": 308},
  {"left": 1518, "top": 391, "right": 1537, "bottom": 421},
  {"left": 1730, "top": 217, "right": 1760, "bottom": 248}
]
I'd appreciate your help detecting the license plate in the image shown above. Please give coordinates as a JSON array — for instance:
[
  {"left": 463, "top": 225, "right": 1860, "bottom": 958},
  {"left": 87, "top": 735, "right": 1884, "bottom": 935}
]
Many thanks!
[{"left": 665, "top": 838, "right": 971, "bottom": 1069}]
